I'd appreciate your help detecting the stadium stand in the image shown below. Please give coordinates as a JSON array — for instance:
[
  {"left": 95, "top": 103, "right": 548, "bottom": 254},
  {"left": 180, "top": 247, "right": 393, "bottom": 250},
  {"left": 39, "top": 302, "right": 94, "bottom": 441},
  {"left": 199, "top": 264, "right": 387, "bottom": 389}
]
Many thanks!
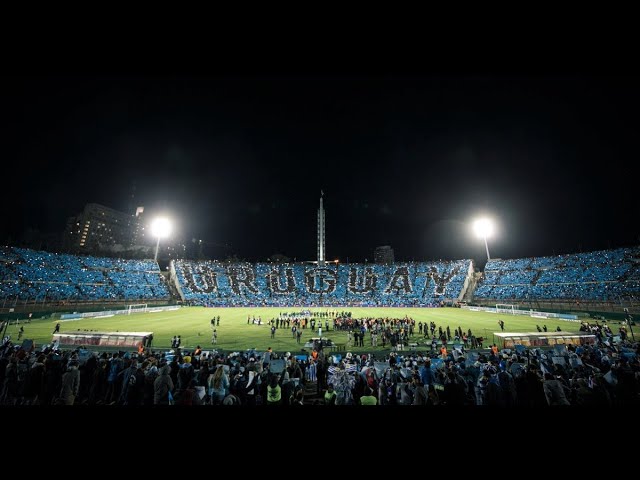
[
  {"left": 473, "top": 247, "right": 640, "bottom": 303},
  {"left": 0, "top": 246, "right": 638, "bottom": 407},
  {"left": 0, "top": 247, "right": 170, "bottom": 304},
  {"left": 173, "top": 259, "right": 473, "bottom": 307}
]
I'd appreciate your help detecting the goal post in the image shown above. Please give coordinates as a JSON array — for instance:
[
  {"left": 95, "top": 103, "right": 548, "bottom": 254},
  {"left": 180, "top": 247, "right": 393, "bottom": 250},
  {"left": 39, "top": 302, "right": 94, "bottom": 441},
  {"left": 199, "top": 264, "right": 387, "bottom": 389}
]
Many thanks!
[
  {"left": 127, "top": 304, "right": 148, "bottom": 315},
  {"left": 496, "top": 304, "right": 516, "bottom": 314}
]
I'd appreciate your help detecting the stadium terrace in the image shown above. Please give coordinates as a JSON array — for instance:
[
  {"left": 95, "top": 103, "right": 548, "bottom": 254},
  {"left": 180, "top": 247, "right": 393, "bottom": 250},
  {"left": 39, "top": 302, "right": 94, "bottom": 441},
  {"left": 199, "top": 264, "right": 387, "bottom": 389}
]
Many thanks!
[{"left": 174, "top": 260, "right": 472, "bottom": 307}]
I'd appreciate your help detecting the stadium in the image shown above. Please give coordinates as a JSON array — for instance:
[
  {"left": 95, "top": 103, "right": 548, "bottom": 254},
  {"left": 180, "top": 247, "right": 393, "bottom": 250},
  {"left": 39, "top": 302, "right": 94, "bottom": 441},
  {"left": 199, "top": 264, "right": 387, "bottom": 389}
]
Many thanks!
[
  {"left": 0, "top": 194, "right": 638, "bottom": 406},
  {"left": 1, "top": 75, "right": 638, "bottom": 407}
]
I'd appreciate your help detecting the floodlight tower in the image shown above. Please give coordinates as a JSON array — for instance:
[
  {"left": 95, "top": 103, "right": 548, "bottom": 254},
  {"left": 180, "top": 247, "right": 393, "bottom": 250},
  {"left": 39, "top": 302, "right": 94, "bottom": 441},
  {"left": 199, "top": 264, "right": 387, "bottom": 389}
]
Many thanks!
[
  {"left": 473, "top": 218, "right": 494, "bottom": 262},
  {"left": 151, "top": 217, "right": 172, "bottom": 263}
]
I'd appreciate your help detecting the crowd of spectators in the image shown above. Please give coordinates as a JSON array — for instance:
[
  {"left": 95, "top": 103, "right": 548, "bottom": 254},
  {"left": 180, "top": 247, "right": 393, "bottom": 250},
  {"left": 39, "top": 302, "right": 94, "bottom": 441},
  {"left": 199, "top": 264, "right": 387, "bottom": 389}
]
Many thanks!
[
  {"left": 1, "top": 318, "right": 636, "bottom": 405},
  {"left": 174, "top": 259, "right": 472, "bottom": 307},
  {"left": 0, "top": 247, "right": 170, "bottom": 303},
  {"left": 474, "top": 247, "right": 640, "bottom": 302}
]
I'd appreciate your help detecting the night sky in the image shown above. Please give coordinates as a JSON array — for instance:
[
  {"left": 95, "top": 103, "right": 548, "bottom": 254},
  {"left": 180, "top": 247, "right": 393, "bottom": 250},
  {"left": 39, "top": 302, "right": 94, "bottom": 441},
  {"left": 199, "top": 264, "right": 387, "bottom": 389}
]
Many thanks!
[{"left": 1, "top": 75, "right": 638, "bottom": 264}]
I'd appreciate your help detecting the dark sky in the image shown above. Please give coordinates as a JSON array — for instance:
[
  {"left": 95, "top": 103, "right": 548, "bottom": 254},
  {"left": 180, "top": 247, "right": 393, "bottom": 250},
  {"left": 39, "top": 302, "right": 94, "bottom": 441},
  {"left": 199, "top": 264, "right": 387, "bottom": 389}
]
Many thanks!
[{"left": 1, "top": 75, "right": 638, "bottom": 263}]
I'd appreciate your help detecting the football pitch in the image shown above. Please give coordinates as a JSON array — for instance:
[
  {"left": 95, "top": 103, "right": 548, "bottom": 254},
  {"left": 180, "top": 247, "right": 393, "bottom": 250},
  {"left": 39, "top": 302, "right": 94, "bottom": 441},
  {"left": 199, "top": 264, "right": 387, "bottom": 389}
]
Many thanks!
[{"left": 4, "top": 306, "right": 594, "bottom": 353}]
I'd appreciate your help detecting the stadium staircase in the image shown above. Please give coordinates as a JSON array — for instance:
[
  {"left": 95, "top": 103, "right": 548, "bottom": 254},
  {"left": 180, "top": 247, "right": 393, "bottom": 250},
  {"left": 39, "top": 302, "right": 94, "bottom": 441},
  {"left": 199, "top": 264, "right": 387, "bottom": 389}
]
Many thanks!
[
  {"left": 161, "top": 271, "right": 182, "bottom": 303},
  {"left": 167, "top": 260, "right": 186, "bottom": 302},
  {"left": 302, "top": 381, "right": 323, "bottom": 405},
  {"left": 530, "top": 269, "right": 544, "bottom": 285},
  {"left": 462, "top": 272, "right": 481, "bottom": 303}
]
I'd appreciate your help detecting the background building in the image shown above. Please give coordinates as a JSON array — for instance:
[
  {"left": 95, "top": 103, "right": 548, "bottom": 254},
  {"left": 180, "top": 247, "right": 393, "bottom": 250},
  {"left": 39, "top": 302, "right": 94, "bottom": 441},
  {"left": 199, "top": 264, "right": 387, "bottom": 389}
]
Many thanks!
[
  {"left": 374, "top": 245, "right": 395, "bottom": 264},
  {"left": 64, "top": 203, "right": 147, "bottom": 255}
]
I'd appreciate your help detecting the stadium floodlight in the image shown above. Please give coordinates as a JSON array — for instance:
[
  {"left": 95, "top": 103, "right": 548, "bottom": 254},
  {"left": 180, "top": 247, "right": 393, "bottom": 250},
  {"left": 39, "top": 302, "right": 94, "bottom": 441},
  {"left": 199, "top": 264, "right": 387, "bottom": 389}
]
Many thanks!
[
  {"left": 151, "top": 217, "right": 172, "bottom": 263},
  {"left": 473, "top": 218, "right": 494, "bottom": 262}
]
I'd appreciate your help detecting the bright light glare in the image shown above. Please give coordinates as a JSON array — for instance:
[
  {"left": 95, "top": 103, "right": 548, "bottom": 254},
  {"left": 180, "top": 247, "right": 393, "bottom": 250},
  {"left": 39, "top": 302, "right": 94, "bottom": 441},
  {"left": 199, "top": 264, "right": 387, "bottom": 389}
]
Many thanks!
[
  {"left": 473, "top": 218, "right": 493, "bottom": 239},
  {"left": 151, "top": 218, "right": 172, "bottom": 238}
]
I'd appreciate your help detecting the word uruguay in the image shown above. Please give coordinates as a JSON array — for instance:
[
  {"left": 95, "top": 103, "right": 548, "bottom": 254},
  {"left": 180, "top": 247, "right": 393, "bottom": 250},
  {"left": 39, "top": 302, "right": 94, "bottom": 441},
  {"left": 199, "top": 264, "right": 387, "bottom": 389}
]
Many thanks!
[{"left": 179, "top": 264, "right": 464, "bottom": 297}]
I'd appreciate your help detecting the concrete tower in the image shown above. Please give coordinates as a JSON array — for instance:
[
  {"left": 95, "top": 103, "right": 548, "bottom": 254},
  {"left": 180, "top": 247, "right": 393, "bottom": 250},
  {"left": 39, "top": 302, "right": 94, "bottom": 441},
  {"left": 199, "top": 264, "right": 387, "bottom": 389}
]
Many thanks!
[{"left": 317, "top": 191, "right": 325, "bottom": 266}]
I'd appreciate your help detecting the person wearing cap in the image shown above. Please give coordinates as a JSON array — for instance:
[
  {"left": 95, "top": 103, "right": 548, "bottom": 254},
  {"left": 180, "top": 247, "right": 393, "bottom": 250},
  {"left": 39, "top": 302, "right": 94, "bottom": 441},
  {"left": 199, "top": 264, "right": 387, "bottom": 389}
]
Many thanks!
[{"left": 177, "top": 356, "right": 194, "bottom": 392}]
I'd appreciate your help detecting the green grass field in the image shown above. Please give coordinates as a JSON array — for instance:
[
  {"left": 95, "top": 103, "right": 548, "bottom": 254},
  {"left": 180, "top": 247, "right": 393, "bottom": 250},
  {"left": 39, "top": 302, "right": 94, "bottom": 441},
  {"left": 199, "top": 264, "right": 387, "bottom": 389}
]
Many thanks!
[{"left": 4, "top": 306, "right": 601, "bottom": 354}]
